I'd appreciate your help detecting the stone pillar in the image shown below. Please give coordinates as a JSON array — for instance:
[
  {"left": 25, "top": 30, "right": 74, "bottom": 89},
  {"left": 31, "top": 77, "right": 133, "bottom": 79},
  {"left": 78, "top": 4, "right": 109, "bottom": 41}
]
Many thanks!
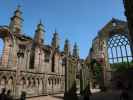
[
  {"left": 80, "top": 65, "right": 90, "bottom": 95},
  {"left": 103, "top": 40, "right": 111, "bottom": 88},
  {"left": 1, "top": 37, "right": 10, "bottom": 66},
  {"left": 60, "top": 76, "right": 65, "bottom": 92},
  {"left": 34, "top": 48, "right": 39, "bottom": 71},
  {"left": 25, "top": 50, "right": 30, "bottom": 70},
  {"left": 65, "top": 57, "right": 68, "bottom": 93},
  {"left": 64, "top": 57, "right": 77, "bottom": 99},
  {"left": 35, "top": 79, "right": 39, "bottom": 96},
  {"left": 80, "top": 69, "right": 84, "bottom": 94},
  {"left": 43, "top": 74, "right": 48, "bottom": 95},
  {"left": 15, "top": 51, "right": 24, "bottom": 98}
]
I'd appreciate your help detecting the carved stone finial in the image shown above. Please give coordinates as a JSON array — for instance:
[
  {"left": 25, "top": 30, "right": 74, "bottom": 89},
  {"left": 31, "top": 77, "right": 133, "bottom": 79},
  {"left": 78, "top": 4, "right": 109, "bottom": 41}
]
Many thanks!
[
  {"left": 51, "top": 29, "right": 59, "bottom": 49},
  {"left": 34, "top": 20, "right": 45, "bottom": 45},
  {"left": 73, "top": 42, "right": 79, "bottom": 58},
  {"left": 9, "top": 4, "right": 23, "bottom": 33},
  {"left": 64, "top": 39, "right": 71, "bottom": 55}
]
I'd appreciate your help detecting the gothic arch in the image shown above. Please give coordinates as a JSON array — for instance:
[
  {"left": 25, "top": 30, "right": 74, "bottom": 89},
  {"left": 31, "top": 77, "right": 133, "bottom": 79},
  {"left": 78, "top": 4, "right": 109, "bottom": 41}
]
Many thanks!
[
  {"left": 0, "top": 26, "right": 16, "bottom": 66},
  {"left": 95, "top": 19, "right": 132, "bottom": 66},
  {"left": 89, "top": 18, "right": 133, "bottom": 88},
  {"left": 31, "top": 78, "right": 36, "bottom": 87},
  {"left": 107, "top": 34, "right": 132, "bottom": 64},
  {"left": 0, "top": 26, "right": 14, "bottom": 44},
  {"left": 0, "top": 76, "right": 7, "bottom": 89},
  {"left": 20, "top": 77, "right": 26, "bottom": 86},
  {"left": 7, "top": 76, "right": 13, "bottom": 90},
  {"left": 26, "top": 77, "right": 31, "bottom": 88}
]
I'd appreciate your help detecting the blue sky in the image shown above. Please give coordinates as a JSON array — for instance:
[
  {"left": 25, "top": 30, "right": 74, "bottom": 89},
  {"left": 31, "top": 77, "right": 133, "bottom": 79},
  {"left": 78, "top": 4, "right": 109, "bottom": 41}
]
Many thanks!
[{"left": 0, "top": 0, "right": 126, "bottom": 58}]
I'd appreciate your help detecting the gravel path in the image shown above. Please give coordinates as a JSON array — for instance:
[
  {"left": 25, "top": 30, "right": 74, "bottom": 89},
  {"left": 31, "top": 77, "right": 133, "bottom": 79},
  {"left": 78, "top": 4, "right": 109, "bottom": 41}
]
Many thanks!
[{"left": 27, "top": 90, "right": 132, "bottom": 100}]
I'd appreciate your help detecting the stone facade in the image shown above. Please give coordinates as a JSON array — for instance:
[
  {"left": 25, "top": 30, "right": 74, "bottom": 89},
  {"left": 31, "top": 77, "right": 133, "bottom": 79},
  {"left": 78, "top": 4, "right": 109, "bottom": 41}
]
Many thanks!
[
  {"left": 87, "top": 18, "right": 132, "bottom": 89},
  {"left": 0, "top": 7, "right": 83, "bottom": 98}
]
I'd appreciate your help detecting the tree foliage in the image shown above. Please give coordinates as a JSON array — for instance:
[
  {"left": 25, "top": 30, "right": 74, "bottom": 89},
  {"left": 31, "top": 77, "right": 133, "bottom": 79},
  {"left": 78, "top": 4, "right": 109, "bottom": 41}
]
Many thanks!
[
  {"left": 90, "top": 59, "right": 103, "bottom": 82},
  {"left": 111, "top": 61, "right": 133, "bottom": 72}
]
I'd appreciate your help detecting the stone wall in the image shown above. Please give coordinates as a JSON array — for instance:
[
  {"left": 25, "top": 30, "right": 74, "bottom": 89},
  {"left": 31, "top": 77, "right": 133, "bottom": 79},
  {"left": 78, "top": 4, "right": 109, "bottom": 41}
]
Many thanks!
[
  {"left": 88, "top": 18, "right": 131, "bottom": 89},
  {"left": 0, "top": 28, "right": 65, "bottom": 98}
]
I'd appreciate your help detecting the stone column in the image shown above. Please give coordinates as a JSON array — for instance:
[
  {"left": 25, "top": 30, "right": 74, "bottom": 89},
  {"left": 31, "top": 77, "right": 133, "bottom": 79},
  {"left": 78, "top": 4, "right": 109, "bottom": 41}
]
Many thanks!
[
  {"left": 104, "top": 40, "right": 111, "bottom": 88},
  {"left": 15, "top": 51, "right": 24, "bottom": 98},
  {"left": 34, "top": 48, "right": 39, "bottom": 71},
  {"left": 64, "top": 57, "right": 77, "bottom": 99},
  {"left": 1, "top": 37, "right": 10, "bottom": 66},
  {"left": 80, "top": 69, "right": 84, "bottom": 95},
  {"left": 80, "top": 65, "right": 90, "bottom": 95},
  {"left": 43, "top": 74, "right": 48, "bottom": 95},
  {"left": 64, "top": 57, "right": 69, "bottom": 94}
]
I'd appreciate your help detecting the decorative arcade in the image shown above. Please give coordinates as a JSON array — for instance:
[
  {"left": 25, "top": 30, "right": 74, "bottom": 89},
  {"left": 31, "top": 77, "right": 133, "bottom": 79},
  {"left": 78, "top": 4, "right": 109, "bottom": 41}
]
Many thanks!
[
  {"left": 0, "top": 6, "right": 89, "bottom": 98},
  {"left": 0, "top": 0, "right": 133, "bottom": 99}
]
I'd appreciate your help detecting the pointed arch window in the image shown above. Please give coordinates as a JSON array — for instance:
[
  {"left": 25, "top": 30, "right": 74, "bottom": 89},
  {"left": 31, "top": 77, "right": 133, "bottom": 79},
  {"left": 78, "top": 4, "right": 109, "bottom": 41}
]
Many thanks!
[{"left": 108, "top": 34, "right": 132, "bottom": 64}]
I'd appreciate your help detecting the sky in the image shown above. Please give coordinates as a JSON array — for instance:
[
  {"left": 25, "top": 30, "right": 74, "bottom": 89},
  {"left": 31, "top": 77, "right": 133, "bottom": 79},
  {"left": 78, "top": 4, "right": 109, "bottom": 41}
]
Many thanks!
[{"left": 0, "top": 0, "right": 126, "bottom": 59}]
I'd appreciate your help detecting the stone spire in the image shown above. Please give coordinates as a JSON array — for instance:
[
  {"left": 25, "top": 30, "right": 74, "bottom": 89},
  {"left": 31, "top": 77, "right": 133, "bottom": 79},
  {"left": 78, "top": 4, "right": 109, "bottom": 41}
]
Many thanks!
[
  {"left": 64, "top": 39, "right": 71, "bottom": 55},
  {"left": 51, "top": 29, "right": 59, "bottom": 49},
  {"left": 9, "top": 5, "right": 23, "bottom": 33},
  {"left": 34, "top": 20, "right": 45, "bottom": 45},
  {"left": 73, "top": 43, "right": 79, "bottom": 58}
]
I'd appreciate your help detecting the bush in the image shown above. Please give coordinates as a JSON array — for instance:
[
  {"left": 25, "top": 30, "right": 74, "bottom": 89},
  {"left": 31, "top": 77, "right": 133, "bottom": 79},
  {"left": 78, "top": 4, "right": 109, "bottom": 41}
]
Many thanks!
[{"left": 111, "top": 61, "right": 133, "bottom": 72}]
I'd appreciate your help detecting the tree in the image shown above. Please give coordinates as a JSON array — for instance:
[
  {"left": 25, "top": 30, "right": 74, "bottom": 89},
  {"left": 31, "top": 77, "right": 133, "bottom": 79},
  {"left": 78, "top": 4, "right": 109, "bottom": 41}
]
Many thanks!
[
  {"left": 90, "top": 59, "right": 103, "bottom": 87},
  {"left": 111, "top": 61, "right": 133, "bottom": 72}
]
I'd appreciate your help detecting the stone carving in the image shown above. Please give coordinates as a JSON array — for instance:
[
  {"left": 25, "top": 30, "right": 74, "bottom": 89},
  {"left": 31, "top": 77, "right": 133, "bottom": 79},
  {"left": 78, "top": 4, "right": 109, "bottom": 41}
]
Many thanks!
[{"left": 0, "top": 6, "right": 84, "bottom": 98}]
